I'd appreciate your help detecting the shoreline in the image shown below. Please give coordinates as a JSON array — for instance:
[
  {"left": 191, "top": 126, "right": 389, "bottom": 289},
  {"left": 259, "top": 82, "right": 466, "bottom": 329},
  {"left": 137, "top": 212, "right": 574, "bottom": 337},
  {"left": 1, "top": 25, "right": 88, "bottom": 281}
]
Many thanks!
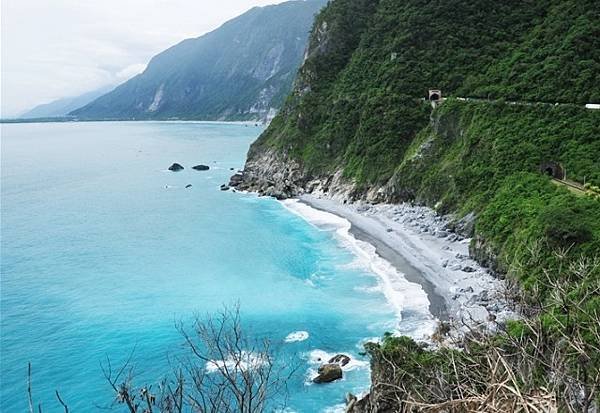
[
  {"left": 341, "top": 219, "right": 448, "bottom": 320},
  {"left": 281, "top": 198, "right": 436, "bottom": 340},
  {"left": 295, "top": 194, "right": 514, "bottom": 330}
]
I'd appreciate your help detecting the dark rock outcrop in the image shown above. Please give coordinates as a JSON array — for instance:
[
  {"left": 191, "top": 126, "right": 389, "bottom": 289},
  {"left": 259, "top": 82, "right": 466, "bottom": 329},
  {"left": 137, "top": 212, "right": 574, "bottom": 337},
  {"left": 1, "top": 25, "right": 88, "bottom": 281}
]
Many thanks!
[
  {"left": 328, "top": 354, "right": 351, "bottom": 367},
  {"left": 168, "top": 163, "right": 184, "bottom": 171},
  {"left": 312, "top": 363, "right": 342, "bottom": 384},
  {"left": 192, "top": 165, "right": 210, "bottom": 171},
  {"left": 229, "top": 173, "right": 244, "bottom": 188},
  {"left": 185, "top": 184, "right": 193, "bottom": 188},
  {"left": 220, "top": 184, "right": 230, "bottom": 191},
  {"left": 470, "top": 235, "right": 501, "bottom": 273}
]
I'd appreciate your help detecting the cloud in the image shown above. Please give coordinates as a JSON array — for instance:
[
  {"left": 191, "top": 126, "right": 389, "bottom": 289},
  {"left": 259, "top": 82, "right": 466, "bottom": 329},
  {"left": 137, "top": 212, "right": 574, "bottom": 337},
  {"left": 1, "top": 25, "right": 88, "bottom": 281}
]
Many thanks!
[
  {"left": 1, "top": 0, "right": 284, "bottom": 117},
  {"left": 116, "top": 63, "right": 147, "bottom": 81}
]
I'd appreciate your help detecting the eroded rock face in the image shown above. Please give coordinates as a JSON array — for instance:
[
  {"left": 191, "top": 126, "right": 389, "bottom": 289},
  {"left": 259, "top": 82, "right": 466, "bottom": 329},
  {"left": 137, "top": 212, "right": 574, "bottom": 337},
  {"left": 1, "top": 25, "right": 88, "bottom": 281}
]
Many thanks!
[
  {"left": 234, "top": 149, "right": 307, "bottom": 200},
  {"left": 229, "top": 173, "right": 244, "bottom": 188},
  {"left": 470, "top": 235, "right": 501, "bottom": 273},
  {"left": 168, "top": 163, "right": 184, "bottom": 171},
  {"left": 312, "top": 363, "right": 342, "bottom": 384},
  {"left": 234, "top": 148, "right": 385, "bottom": 203}
]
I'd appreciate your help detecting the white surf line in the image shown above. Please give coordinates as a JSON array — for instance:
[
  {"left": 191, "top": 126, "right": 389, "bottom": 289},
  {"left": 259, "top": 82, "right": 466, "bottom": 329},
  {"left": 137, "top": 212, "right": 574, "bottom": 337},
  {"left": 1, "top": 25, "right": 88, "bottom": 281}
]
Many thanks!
[{"left": 280, "top": 199, "right": 436, "bottom": 339}]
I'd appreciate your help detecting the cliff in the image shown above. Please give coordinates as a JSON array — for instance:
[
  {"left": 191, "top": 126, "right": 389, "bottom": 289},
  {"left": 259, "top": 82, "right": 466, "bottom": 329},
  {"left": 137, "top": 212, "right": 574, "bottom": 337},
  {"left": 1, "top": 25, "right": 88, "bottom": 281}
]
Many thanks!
[{"left": 236, "top": 0, "right": 600, "bottom": 410}]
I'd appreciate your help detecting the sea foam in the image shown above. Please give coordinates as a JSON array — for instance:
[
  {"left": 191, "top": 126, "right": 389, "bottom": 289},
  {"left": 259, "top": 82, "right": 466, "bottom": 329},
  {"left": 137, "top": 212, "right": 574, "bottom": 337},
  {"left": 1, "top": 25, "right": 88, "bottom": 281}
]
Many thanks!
[
  {"left": 285, "top": 331, "right": 310, "bottom": 343},
  {"left": 281, "top": 199, "right": 435, "bottom": 338}
]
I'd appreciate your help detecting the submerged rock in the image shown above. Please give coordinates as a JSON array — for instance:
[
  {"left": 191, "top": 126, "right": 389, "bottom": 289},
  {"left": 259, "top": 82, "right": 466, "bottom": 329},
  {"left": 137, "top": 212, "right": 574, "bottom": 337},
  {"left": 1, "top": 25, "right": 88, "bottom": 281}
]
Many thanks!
[
  {"left": 168, "top": 163, "right": 184, "bottom": 171},
  {"left": 313, "top": 363, "right": 342, "bottom": 384},
  {"left": 192, "top": 164, "right": 210, "bottom": 171}
]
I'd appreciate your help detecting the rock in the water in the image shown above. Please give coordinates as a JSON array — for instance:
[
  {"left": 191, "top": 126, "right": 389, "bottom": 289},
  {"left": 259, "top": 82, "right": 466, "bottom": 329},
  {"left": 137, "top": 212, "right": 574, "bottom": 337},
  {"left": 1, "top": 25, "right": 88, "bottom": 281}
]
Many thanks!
[
  {"left": 220, "top": 184, "right": 230, "bottom": 191},
  {"left": 192, "top": 164, "right": 210, "bottom": 171},
  {"left": 185, "top": 184, "right": 193, "bottom": 189},
  {"left": 168, "top": 163, "right": 184, "bottom": 171},
  {"left": 462, "top": 266, "right": 477, "bottom": 273},
  {"left": 313, "top": 363, "right": 343, "bottom": 384},
  {"left": 328, "top": 354, "right": 351, "bottom": 367}
]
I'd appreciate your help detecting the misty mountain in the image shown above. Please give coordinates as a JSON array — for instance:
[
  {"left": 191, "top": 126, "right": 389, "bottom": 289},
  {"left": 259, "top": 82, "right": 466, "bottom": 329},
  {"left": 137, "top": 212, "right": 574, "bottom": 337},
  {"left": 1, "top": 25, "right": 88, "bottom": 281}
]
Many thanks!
[
  {"left": 71, "top": 0, "right": 326, "bottom": 121},
  {"left": 20, "top": 85, "right": 114, "bottom": 119}
]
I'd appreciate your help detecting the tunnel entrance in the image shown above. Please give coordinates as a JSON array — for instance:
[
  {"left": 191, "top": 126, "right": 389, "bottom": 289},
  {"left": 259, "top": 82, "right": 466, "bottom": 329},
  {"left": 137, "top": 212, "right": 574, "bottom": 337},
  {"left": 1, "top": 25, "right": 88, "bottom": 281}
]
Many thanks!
[
  {"left": 428, "top": 89, "right": 442, "bottom": 102},
  {"left": 540, "top": 161, "right": 565, "bottom": 180}
]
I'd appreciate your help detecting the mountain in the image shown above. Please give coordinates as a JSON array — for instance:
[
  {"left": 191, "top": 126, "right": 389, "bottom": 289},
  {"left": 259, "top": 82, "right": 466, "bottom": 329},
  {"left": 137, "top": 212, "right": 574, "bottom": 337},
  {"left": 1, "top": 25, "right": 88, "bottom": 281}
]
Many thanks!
[
  {"left": 70, "top": 0, "right": 327, "bottom": 121},
  {"left": 20, "top": 85, "right": 114, "bottom": 119},
  {"left": 235, "top": 0, "right": 600, "bottom": 410}
]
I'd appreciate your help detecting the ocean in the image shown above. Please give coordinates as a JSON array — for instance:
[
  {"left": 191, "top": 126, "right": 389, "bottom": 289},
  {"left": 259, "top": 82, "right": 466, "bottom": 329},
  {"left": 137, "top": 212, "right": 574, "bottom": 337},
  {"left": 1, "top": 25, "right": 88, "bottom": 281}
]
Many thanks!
[{"left": 0, "top": 121, "right": 434, "bottom": 412}]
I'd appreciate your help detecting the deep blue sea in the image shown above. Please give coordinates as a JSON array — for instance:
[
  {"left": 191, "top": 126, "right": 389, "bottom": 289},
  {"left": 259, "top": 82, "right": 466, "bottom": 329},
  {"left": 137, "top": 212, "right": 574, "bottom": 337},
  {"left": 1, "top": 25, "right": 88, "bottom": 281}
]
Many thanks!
[{"left": 1, "top": 121, "right": 433, "bottom": 412}]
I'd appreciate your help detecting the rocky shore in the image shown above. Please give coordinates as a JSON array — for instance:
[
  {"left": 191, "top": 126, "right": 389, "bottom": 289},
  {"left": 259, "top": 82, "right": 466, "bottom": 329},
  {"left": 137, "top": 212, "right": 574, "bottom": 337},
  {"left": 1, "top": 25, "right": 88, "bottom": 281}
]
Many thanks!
[
  {"left": 298, "top": 195, "right": 516, "bottom": 331},
  {"left": 229, "top": 153, "right": 518, "bottom": 411},
  {"left": 230, "top": 158, "right": 514, "bottom": 329}
]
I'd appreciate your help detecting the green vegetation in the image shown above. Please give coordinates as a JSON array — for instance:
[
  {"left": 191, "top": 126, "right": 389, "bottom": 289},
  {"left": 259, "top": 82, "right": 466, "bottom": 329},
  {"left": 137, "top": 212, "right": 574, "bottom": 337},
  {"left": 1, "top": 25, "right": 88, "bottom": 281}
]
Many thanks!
[
  {"left": 256, "top": 0, "right": 599, "bottom": 184},
  {"left": 463, "top": 1, "right": 600, "bottom": 104},
  {"left": 250, "top": 0, "right": 600, "bottom": 410}
]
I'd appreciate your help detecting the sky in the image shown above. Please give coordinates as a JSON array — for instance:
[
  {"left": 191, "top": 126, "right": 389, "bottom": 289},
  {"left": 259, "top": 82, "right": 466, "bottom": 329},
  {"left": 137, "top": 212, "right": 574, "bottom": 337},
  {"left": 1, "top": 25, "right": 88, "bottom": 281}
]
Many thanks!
[{"left": 0, "top": 0, "right": 285, "bottom": 117}]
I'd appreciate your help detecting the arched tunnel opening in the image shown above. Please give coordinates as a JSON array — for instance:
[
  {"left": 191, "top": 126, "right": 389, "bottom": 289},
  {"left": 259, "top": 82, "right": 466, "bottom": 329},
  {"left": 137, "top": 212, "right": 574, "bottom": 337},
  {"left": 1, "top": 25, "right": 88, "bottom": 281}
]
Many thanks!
[
  {"left": 429, "top": 93, "right": 440, "bottom": 101},
  {"left": 545, "top": 167, "right": 555, "bottom": 177}
]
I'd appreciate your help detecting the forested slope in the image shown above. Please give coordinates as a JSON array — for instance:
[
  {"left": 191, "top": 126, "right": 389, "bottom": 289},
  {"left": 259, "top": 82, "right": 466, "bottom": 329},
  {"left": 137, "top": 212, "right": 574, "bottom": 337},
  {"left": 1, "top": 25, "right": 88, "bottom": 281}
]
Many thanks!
[{"left": 238, "top": 0, "right": 600, "bottom": 410}]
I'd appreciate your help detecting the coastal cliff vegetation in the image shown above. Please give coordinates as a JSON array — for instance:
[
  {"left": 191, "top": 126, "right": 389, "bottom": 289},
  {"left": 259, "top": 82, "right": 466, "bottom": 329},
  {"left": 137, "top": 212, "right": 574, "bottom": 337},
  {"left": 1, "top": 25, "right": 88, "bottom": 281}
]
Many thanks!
[{"left": 240, "top": 0, "right": 600, "bottom": 410}]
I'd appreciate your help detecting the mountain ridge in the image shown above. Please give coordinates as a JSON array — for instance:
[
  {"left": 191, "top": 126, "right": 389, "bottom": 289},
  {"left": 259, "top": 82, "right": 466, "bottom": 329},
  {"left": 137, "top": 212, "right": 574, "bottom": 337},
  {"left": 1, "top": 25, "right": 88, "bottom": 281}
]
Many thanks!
[
  {"left": 20, "top": 85, "right": 114, "bottom": 119},
  {"left": 71, "top": 0, "right": 327, "bottom": 121}
]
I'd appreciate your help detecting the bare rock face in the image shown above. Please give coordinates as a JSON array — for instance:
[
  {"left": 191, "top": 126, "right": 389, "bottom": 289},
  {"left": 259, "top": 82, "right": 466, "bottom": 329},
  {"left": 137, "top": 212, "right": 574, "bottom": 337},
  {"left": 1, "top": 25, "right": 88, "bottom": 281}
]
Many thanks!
[
  {"left": 470, "top": 235, "right": 501, "bottom": 273},
  {"left": 313, "top": 363, "right": 342, "bottom": 384},
  {"left": 233, "top": 149, "right": 307, "bottom": 199},
  {"left": 228, "top": 173, "right": 244, "bottom": 187}
]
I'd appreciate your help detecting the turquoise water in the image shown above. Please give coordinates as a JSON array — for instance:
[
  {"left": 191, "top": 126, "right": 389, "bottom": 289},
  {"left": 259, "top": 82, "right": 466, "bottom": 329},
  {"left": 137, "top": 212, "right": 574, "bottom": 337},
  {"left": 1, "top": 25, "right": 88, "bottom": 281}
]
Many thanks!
[{"left": 1, "top": 122, "right": 432, "bottom": 412}]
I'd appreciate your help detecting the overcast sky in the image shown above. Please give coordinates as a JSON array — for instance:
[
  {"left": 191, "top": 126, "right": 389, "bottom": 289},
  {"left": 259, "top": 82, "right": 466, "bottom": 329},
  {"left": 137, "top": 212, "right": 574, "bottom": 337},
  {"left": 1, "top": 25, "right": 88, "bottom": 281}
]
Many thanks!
[{"left": 0, "top": 0, "right": 285, "bottom": 117}]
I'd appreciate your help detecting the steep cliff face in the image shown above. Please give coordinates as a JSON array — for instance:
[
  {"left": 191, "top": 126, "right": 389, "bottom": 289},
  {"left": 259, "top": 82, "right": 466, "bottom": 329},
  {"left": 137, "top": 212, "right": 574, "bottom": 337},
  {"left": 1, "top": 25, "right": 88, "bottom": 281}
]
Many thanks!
[
  {"left": 238, "top": 1, "right": 600, "bottom": 409},
  {"left": 70, "top": 0, "right": 326, "bottom": 121},
  {"left": 239, "top": 0, "right": 600, "bottom": 240},
  {"left": 242, "top": 0, "right": 598, "bottom": 189}
]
